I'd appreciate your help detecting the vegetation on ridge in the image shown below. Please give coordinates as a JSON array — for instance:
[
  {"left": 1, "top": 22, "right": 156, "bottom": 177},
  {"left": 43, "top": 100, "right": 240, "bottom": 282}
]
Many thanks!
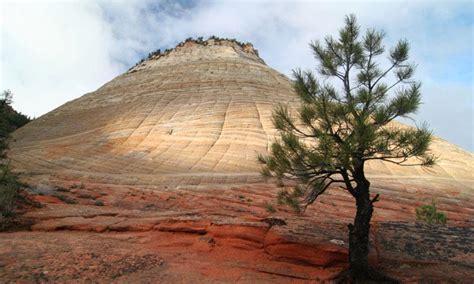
[
  {"left": 128, "top": 36, "right": 258, "bottom": 71},
  {"left": 259, "top": 14, "right": 435, "bottom": 282}
]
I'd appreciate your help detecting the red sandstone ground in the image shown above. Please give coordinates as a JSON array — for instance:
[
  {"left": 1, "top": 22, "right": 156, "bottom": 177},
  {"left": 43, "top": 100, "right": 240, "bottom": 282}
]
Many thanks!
[{"left": 0, "top": 176, "right": 472, "bottom": 283}]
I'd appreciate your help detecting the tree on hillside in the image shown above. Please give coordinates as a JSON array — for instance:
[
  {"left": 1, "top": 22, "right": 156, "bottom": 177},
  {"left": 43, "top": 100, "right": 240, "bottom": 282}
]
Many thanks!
[
  {"left": 258, "top": 15, "right": 435, "bottom": 281},
  {"left": 0, "top": 90, "right": 13, "bottom": 107},
  {"left": 0, "top": 90, "right": 31, "bottom": 158},
  {"left": 0, "top": 90, "right": 31, "bottom": 219}
]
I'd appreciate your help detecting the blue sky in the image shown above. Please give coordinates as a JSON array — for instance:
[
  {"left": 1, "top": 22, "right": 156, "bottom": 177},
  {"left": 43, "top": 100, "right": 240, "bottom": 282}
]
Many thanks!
[{"left": 1, "top": 0, "right": 473, "bottom": 151}]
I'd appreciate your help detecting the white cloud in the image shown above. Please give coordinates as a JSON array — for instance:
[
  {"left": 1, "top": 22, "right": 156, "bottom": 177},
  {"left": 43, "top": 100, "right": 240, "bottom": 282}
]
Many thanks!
[
  {"left": 1, "top": 0, "right": 472, "bottom": 151},
  {"left": 1, "top": 0, "right": 122, "bottom": 117}
]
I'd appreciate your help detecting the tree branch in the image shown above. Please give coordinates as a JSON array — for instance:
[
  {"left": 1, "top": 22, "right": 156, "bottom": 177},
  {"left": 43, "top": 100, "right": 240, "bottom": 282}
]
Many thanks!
[
  {"left": 340, "top": 169, "right": 356, "bottom": 197},
  {"left": 372, "top": 62, "right": 398, "bottom": 88},
  {"left": 370, "top": 193, "right": 380, "bottom": 204},
  {"left": 364, "top": 156, "right": 430, "bottom": 167}
]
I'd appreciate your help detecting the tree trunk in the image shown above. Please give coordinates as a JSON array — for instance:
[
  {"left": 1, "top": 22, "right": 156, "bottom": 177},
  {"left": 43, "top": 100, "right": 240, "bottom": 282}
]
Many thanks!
[
  {"left": 348, "top": 168, "right": 374, "bottom": 280},
  {"left": 336, "top": 165, "right": 398, "bottom": 283},
  {"left": 349, "top": 198, "right": 373, "bottom": 278}
]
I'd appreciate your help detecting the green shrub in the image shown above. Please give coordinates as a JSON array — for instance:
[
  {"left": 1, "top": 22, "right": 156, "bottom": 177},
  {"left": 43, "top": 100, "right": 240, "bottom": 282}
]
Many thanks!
[
  {"left": 416, "top": 201, "right": 447, "bottom": 225},
  {"left": 265, "top": 203, "right": 276, "bottom": 213},
  {"left": 95, "top": 200, "right": 104, "bottom": 206},
  {"left": 0, "top": 182, "right": 20, "bottom": 217},
  {"left": 0, "top": 165, "right": 22, "bottom": 217}
]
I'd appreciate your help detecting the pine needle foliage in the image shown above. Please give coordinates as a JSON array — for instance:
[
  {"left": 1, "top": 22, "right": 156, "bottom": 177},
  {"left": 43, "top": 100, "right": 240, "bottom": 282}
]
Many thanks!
[{"left": 259, "top": 14, "right": 436, "bottom": 212}]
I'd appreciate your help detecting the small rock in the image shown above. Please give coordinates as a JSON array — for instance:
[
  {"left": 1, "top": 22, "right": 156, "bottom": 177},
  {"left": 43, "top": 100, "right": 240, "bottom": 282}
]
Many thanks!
[
  {"left": 400, "top": 264, "right": 411, "bottom": 269},
  {"left": 329, "top": 239, "right": 345, "bottom": 245},
  {"left": 263, "top": 217, "right": 287, "bottom": 227}
]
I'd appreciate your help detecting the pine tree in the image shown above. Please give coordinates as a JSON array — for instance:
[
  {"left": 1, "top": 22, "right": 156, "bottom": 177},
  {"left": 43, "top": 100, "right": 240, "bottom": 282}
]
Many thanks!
[
  {"left": 259, "top": 15, "right": 435, "bottom": 281},
  {"left": 0, "top": 90, "right": 30, "bottom": 218}
]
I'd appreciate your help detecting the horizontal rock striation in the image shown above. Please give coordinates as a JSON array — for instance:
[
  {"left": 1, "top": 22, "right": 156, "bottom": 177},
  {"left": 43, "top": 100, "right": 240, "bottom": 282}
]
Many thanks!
[
  {"left": 1, "top": 180, "right": 472, "bottom": 282},
  {"left": 10, "top": 38, "right": 298, "bottom": 187}
]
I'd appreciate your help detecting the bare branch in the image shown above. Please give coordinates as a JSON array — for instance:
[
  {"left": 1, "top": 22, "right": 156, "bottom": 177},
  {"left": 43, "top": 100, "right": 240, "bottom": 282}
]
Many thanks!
[{"left": 370, "top": 193, "right": 380, "bottom": 204}]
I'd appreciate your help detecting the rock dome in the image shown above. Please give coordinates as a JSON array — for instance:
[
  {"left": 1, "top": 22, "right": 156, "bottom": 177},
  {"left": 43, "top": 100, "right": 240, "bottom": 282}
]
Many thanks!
[
  {"left": 9, "top": 38, "right": 474, "bottom": 197},
  {"left": 10, "top": 38, "right": 298, "bottom": 187}
]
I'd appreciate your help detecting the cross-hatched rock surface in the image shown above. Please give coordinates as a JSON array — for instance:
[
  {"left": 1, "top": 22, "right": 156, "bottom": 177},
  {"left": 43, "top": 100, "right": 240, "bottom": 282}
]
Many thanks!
[
  {"left": 9, "top": 39, "right": 474, "bottom": 196},
  {"left": 10, "top": 39, "right": 298, "bottom": 187}
]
